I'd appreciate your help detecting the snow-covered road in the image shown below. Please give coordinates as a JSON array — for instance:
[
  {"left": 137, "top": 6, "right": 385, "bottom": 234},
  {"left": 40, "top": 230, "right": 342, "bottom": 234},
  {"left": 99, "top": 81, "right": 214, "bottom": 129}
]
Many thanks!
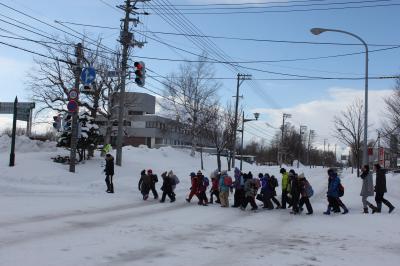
[{"left": 1, "top": 142, "right": 399, "bottom": 265}]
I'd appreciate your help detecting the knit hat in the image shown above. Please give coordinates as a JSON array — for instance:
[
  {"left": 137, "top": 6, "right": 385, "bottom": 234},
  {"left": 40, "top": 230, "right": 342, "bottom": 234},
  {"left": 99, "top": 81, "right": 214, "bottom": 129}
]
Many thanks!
[
  {"left": 298, "top": 173, "right": 305, "bottom": 179},
  {"left": 280, "top": 168, "right": 286, "bottom": 174},
  {"left": 258, "top": 173, "right": 263, "bottom": 178},
  {"left": 190, "top": 172, "right": 196, "bottom": 177},
  {"left": 147, "top": 169, "right": 153, "bottom": 174},
  {"left": 197, "top": 170, "right": 203, "bottom": 175},
  {"left": 168, "top": 170, "right": 174, "bottom": 176}
]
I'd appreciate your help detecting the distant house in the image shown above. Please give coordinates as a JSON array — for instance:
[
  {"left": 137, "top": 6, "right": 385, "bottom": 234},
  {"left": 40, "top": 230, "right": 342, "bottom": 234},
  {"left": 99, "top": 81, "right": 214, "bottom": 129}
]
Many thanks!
[{"left": 96, "top": 92, "right": 212, "bottom": 148}]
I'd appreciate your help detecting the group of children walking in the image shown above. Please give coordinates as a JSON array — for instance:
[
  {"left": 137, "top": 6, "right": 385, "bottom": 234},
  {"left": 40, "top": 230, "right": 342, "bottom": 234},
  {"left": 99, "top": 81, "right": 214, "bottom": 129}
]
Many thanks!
[{"left": 103, "top": 154, "right": 395, "bottom": 214}]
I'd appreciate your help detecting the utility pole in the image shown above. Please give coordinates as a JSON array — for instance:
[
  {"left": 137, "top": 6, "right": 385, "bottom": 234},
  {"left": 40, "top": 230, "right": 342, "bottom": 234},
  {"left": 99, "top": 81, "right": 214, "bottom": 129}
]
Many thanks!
[
  {"left": 232, "top": 73, "right": 251, "bottom": 168},
  {"left": 69, "top": 43, "right": 83, "bottom": 173},
  {"left": 334, "top": 143, "right": 337, "bottom": 165},
  {"left": 307, "top": 129, "right": 314, "bottom": 168},
  {"left": 297, "top": 125, "right": 307, "bottom": 168},
  {"left": 323, "top": 139, "right": 327, "bottom": 168},
  {"left": 9, "top": 96, "right": 17, "bottom": 167},
  {"left": 279, "top": 113, "right": 291, "bottom": 167},
  {"left": 115, "top": 0, "right": 148, "bottom": 166}
]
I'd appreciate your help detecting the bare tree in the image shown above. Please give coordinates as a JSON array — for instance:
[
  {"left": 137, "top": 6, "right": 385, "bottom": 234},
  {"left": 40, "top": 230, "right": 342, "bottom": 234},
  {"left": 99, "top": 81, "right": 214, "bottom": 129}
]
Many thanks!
[
  {"left": 381, "top": 77, "right": 400, "bottom": 167},
  {"left": 205, "top": 103, "right": 237, "bottom": 171},
  {"left": 26, "top": 37, "right": 124, "bottom": 153},
  {"left": 333, "top": 99, "right": 364, "bottom": 176},
  {"left": 160, "top": 54, "right": 220, "bottom": 156}
]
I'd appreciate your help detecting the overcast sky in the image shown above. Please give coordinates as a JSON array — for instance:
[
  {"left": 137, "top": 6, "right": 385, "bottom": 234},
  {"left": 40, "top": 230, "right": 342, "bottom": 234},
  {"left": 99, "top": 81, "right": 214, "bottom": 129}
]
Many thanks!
[{"left": 0, "top": 0, "right": 399, "bottom": 154}]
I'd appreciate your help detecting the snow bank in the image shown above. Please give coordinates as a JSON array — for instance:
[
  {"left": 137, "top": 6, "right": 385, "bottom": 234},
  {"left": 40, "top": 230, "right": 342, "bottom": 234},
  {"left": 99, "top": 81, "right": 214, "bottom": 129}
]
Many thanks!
[{"left": 0, "top": 134, "right": 57, "bottom": 153}]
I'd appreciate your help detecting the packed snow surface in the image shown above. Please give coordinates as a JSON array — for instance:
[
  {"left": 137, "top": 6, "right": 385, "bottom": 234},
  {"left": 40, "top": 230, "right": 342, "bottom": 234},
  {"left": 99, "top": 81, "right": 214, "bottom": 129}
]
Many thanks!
[{"left": 0, "top": 141, "right": 399, "bottom": 266}]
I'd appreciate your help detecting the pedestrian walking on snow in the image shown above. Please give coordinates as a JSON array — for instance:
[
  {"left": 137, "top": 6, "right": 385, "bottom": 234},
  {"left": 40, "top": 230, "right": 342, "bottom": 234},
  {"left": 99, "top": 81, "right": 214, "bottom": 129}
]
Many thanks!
[
  {"left": 289, "top": 170, "right": 300, "bottom": 214},
  {"left": 219, "top": 170, "right": 231, "bottom": 207},
  {"left": 241, "top": 176, "right": 259, "bottom": 211},
  {"left": 104, "top": 154, "right": 114, "bottom": 193},
  {"left": 373, "top": 164, "right": 395, "bottom": 214},
  {"left": 210, "top": 171, "right": 221, "bottom": 204},
  {"left": 196, "top": 171, "right": 209, "bottom": 206},
  {"left": 138, "top": 169, "right": 152, "bottom": 200},
  {"left": 147, "top": 169, "right": 159, "bottom": 199},
  {"left": 232, "top": 168, "right": 245, "bottom": 207},
  {"left": 160, "top": 171, "right": 176, "bottom": 203},
  {"left": 297, "top": 173, "right": 313, "bottom": 215},
  {"left": 324, "top": 169, "right": 348, "bottom": 215},
  {"left": 186, "top": 172, "right": 199, "bottom": 203},
  {"left": 360, "top": 165, "right": 378, "bottom": 214},
  {"left": 280, "top": 168, "right": 292, "bottom": 209}
]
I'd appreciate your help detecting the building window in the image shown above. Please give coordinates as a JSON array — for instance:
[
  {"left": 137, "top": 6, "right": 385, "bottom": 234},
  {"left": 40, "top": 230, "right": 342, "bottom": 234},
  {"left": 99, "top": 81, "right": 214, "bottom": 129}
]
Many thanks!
[
  {"left": 128, "top": 111, "right": 143, "bottom": 115},
  {"left": 123, "top": 121, "right": 131, "bottom": 126}
]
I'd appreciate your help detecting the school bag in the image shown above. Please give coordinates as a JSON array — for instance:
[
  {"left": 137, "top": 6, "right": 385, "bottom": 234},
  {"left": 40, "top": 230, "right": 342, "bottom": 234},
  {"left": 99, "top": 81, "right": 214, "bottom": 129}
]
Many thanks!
[
  {"left": 203, "top": 177, "right": 210, "bottom": 187},
  {"left": 338, "top": 182, "right": 344, "bottom": 197},
  {"left": 224, "top": 176, "right": 233, "bottom": 186},
  {"left": 172, "top": 175, "right": 180, "bottom": 185},
  {"left": 305, "top": 180, "right": 314, "bottom": 198},
  {"left": 270, "top": 176, "right": 279, "bottom": 188}
]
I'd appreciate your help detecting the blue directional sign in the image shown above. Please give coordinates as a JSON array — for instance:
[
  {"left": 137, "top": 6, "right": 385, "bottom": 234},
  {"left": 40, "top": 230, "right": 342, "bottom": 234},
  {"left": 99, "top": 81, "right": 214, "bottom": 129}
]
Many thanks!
[{"left": 80, "top": 67, "right": 96, "bottom": 85}]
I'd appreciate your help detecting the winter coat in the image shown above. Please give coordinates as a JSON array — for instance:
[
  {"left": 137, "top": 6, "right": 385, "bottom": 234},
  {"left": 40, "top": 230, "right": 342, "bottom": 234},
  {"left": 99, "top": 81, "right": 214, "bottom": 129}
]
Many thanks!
[
  {"left": 289, "top": 173, "right": 300, "bottom": 197},
  {"left": 233, "top": 168, "right": 244, "bottom": 190},
  {"left": 149, "top": 174, "right": 158, "bottom": 184},
  {"left": 375, "top": 168, "right": 387, "bottom": 194},
  {"left": 327, "top": 174, "right": 340, "bottom": 198},
  {"left": 197, "top": 175, "right": 207, "bottom": 193},
  {"left": 104, "top": 155, "right": 114, "bottom": 175},
  {"left": 281, "top": 172, "right": 290, "bottom": 192},
  {"left": 260, "top": 176, "right": 273, "bottom": 198},
  {"left": 360, "top": 171, "right": 374, "bottom": 197},
  {"left": 219, "top": 174, "right": 230, "bottom": 193},
  {"left": 244, "top": 178, "right": 258, "bottom": 198},
  {"left": 298, "top": 177, "right": 309, "bottom": 198},
  {"left": 211, "top": 178, "right": 219, "bottom": 191},
  {"left": 161, "top": 172, "right": 174, "bottom": 193},
  {"left": 138, "top": 173, "right": 152, "bottom": 192},
  {"left": 190, "top": 176, "right": 198, "bottom": 191}
]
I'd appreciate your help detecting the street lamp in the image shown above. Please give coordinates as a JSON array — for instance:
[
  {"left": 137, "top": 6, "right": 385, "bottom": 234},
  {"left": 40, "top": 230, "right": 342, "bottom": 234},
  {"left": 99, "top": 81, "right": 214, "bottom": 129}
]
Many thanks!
[
  {"left": 238, "top": 112, "right": 260, "bottom": 171},
  {"left": 311, "top": 27, "right": 369, "bottom": 166}
]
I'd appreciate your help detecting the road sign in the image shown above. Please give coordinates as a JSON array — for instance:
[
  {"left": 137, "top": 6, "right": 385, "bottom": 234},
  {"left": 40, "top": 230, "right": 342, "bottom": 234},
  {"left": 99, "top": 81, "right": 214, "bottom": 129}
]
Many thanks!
[
  {"left": 80, "top": 67, "right": 96, "bottom": 85},
  {"left": 67, "top": 100, "right": 78, "bottom": 113},
  {"left": 68, "top": 89, "right": 79, "bottom": 100}
]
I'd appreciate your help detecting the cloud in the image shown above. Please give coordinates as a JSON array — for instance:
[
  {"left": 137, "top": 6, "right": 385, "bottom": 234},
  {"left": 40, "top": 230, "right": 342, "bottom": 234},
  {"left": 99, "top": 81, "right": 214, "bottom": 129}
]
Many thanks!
[
  {"left": 0, "top": 56, "right": 32, "bottom": 101},
  {"left": 251, "top": 87, "right": 392, "bottom": 153}
]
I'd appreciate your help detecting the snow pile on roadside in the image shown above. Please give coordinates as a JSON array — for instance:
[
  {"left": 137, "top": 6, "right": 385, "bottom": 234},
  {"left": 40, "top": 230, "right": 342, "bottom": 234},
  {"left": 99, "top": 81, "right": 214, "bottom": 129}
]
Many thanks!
[{"left": 0, "top": 134, "right": 57, "bottom": 153}]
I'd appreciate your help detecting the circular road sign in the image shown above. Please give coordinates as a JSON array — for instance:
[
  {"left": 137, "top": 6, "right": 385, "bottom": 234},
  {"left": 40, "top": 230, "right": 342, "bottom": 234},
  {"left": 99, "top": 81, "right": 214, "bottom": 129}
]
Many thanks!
[
  {"left": 68, "top": 89, "right": 79, "bottom": 100},
  {"left": 67, "top": 100, "right": 78, "bottom": 113}
]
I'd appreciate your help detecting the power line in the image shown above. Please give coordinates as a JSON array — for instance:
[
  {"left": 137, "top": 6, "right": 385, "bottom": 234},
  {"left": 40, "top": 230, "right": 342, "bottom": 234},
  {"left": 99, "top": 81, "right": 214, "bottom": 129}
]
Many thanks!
[
  {"left": 159, "top": 2, "right": 400, "bottom": 15},
  {"left": 154, "top": 0, "right": 392, "bottom": 11},
  {"left": 54, "top": 20, "right": 400, "bottom": 47},
  {"left": 149, "top": 0, "right": 329, "bottom": 7}
]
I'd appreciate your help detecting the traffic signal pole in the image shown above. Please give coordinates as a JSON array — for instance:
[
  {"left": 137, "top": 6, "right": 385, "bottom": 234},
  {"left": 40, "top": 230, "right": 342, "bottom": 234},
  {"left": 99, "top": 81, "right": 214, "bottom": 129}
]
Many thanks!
[
  {"left": 116, "top": 0, "right": 132, "bottom": 166},
  {"left": 69, "top": 43, "right": 83, "bottom": 173}
]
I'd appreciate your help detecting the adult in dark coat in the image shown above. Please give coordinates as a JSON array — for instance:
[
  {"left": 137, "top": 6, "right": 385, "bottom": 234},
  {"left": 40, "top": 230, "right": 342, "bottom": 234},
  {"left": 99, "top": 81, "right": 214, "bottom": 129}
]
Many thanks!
[
  {"left": 374, "top": 164, "right": 395, "bottom": 213},
  {"left": 147, "top": 169, "right": 159, "bottom": 199},
  {"left": 138, "top": 169, "right": 152, "bottom": 200},
  {"left": 160, "top": 172, "right": 176, "bottom": 203},
  {"left": 104, "top": 154, "right": 114, "bottom": 193},
  {"left": 298, "top": 173, "right": 313, "bottom": 215},
  {"left": 289, "top": 169, "right": 300, "bottom": 214}
]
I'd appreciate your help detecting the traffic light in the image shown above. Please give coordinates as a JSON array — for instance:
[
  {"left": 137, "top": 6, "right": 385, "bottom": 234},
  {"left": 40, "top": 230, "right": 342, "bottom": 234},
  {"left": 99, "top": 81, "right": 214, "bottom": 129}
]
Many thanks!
[
  {"left": 133, "top": 61, "right": 145, "bottom": 87},
  {"left": 63, "top": 114, "right": 72, "bottom": 132},
  {"left": 52, "top": 115, "right": 61, "bottom": 131}
]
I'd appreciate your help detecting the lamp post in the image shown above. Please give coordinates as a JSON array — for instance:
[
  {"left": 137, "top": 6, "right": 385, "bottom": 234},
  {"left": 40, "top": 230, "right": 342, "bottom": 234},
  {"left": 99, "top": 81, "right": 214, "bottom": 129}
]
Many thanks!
[
  {"left": 311, "top": 27, "right": 369, "bottom": 167},
  {"left": 238, "top": 112, "right": 260, "bottom": 171}
]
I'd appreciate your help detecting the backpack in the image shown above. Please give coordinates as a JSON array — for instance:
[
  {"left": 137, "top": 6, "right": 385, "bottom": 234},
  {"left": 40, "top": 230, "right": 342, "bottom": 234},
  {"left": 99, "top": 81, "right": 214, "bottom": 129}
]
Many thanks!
[
  {"left": 270, "top": 176, "right": 279, "bottom": 188},
  {"left": 203, "top": 177, "right": 210, "bottom": 187},
  {"left": 224, "top": 176, "right": 233, "bottom": 186},
  {"left": 338, "top": 182, "right": 344, "bottom": 197},
  {"left": 305, "top": 181, "right": 314, "bottom": 198}
]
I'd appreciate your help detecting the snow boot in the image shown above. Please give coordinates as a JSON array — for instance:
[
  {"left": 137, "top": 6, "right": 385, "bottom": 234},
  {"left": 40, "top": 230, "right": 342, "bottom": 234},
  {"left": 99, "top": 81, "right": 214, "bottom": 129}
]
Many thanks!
[
  {"left": 368, "top": 202, "right": 378, "bottom": 213},
  {"left": 185, "top": 198, "right": 190, "bottom": 203},
  {"left": 342, "top": 207, "right": 349, "bottom": 215},
  {"left": 363, "top": 207, "right": 369, "bottom": 214},
  {"left": 389, "top": 205, "right": 395, "bottom": 214},
  {"left": 323, "top": 207, "right": 331, "bottom": 215}
]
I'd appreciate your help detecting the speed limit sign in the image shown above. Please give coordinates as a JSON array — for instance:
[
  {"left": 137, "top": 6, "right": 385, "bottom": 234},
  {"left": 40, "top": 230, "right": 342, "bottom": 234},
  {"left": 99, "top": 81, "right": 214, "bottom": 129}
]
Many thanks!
[{"left": 68, "top": 89, "right": 79, "bottom": 100}]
